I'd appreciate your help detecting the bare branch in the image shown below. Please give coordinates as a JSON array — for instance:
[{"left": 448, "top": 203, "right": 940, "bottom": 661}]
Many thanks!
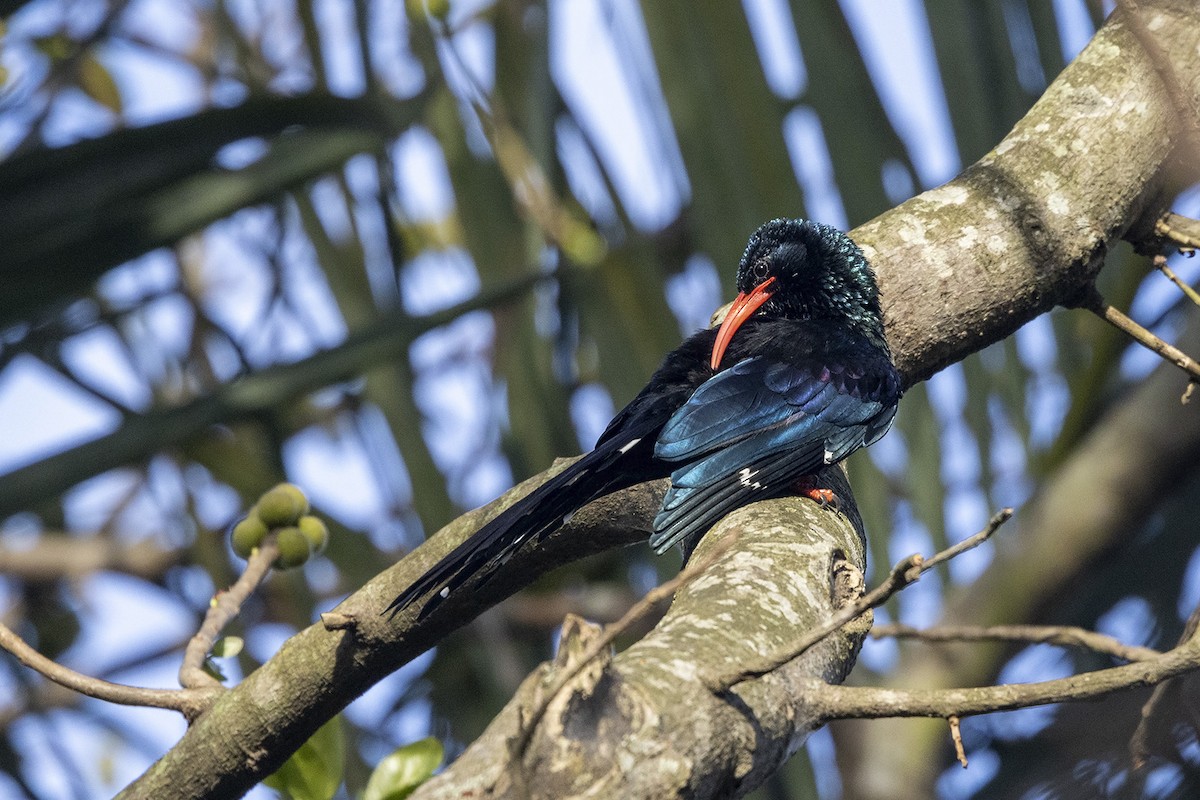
[
  {"left": 1156, "top": 257, "right": 1200, "bottom": 308},
  {"left": 179, "top": 540, "right": 279, "bottom": 690},
  {"left": 509, "top": 533, "right": 739, "bottom": 764},
  {"left": 814, "top": 634, "right": 1200, "bottom": 721},
  {"left": 704, "top": 509, "right": 1013, "bottom": 692},
  {"left": 0, "top": 535, "right": 178, "bottom": 583},
  {"left": 1156, "top": 213, "right": 1200, "bottom": 252},
  {"left": 949, "top": 716, "right": 968, "bottom": 769},
  {"left": 872, "top": 623, "right": 1162, "bottom": 663},
  {"left": 0, "top": 621, "right": 216, "bottom": 718},
  {"left": 1085, "top": 289, "right": 1200, "bottom": 381}
]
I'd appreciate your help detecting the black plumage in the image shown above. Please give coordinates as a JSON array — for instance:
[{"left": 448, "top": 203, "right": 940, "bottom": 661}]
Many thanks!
[{"left": 387, "top": 218, "right": 901, "bottom": 619}]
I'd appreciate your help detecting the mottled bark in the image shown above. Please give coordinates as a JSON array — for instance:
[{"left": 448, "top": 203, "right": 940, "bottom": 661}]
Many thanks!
[
  {"left": 412, "top": 496, "right": 868, "bottom": 800},
  {"left": 862, "top": 1, "right": 1199, "bottom": 388}
]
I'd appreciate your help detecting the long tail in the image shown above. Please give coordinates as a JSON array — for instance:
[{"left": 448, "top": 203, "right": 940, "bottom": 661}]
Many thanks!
[{"left": 385, "top": 430, "right": 660, "bottom": 619}]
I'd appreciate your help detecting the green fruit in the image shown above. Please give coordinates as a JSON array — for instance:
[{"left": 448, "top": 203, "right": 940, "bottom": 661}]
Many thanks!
[
  {"left": 273, "top": 527, "right": 312, "bottom": 569},
  {"left": 256, "top": 483, "right": 309, "bottom": 528},
  {"left": 297, "top": 515, "right": 329, "bottom": 555},
  {"left": 231, "top": 516, "right": 269, "bottom": 558}
]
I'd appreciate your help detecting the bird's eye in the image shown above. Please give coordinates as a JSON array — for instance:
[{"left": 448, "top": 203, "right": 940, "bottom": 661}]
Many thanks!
[{"left": 752, "top": 258, "right": 770, "bottom": 284}]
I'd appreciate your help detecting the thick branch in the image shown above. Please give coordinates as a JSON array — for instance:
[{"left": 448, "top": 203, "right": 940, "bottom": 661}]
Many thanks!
[
  {"left": 117, "top": 471, "right": 669, "bottom": 799},
  {"left": 705, "top": 509, "right": 1011, "bottom": 691},
  {"left": 507, "top": 533, "right": 741, "bottom": 764},
  {"left": 857, "top": 0, "right": 1200, "bottom": 387},
  {"left": 412, "top": 494, "right": 868, "bottom": 800}
]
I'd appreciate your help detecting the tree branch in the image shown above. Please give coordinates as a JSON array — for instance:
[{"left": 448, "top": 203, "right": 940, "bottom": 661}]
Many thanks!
[
  {"left": 1084, "top": 287, "right": 1200, "bottom": 381},
  {"left": 508, "top": 532, "right": 740, "bottom": 764},
  {"left": 814, "top": 634, "right": 1200, "bottom": 722},
  {"left": 703, "top": 509, "right": 1011, "bottom": 692},
  {"left": 1156, "top": 212, "right": 1200, "bottom": 251},
  {"left": 872, "top": 623, "right": 1161, "bottom": 664},
  {"left": 854, "top": 0, "right": 1200, "bottom": 388},
  {"left": 1114, "top": 0, "right": 1200, "bottom": 149},
  {"left": 848, "top": 311, "right": 1200, "bottom": 798},
  {"left": 1156, "top": 254, "right": 1200, "bottom": 308},
  {"left": 2, "top": 537, "right": 282, "bottom": 721},
  {"left": 1129, "top": 601, "right": 1200, "bottom": 767},
  {"left": 412, "top": 490, "right": 868, "bottom": 800},
  {"left": 0, "top": 534, "right": 178, "bottom": 583},
  {"left": 118, "top": 3, "right": 1200, "bottom": 796},
  {"left": 0, "top": 621, "right": 217, "bottom": 718},
  {"left": 179, "top": 540, "right": 279, "bottom": 690}
]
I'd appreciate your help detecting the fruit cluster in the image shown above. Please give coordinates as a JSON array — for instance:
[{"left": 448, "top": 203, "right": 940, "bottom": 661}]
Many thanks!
[{"left": 231, "top": 483, "right": 329, "bottom": 569}]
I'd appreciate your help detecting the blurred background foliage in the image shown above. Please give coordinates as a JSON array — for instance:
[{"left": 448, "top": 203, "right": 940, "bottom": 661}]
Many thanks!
[{"left": 0, "top": 0, "right": 1199, "bottom": 798}]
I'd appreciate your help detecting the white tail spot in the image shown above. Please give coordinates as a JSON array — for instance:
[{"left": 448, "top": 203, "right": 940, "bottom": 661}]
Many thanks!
[
  {"left": 739, "top": 467, "right": 763, "bottom": 490},
  {"left": 618, "top": 437, "right": 643, "bottom": 454}
]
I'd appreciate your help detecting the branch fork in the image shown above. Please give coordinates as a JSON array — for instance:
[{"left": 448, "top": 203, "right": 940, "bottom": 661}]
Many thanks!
[{"left": 1, "top": 537, "right": 281, "bottom": 723}]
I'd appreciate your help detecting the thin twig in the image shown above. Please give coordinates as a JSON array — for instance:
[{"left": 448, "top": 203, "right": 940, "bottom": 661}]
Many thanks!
[
  {"left": 1154, "top": 255, "right": 1200, "bottom": 308},
  {"left": 704, "top": 509, "right": 1013, "bottom": 692},
  {"left": 872, "top": 623, "right": 1161, "bottom": 663},
  {"left": 1156, "top": 213, "right": 1200, "bottom": 252},
  {"left": 949, "top": 716, "right": 968, "bottom": 768},
  {"left": 179, "top": 540, "right": 279, "bottom": 689},
  {"left": 1085, "top": 289, "right": 1200, "bottom": 382},
  {"left": 814, "top": 633, "right": 1200, "bottom": 722},
  {"left": 509, "top": 533, "right": 740, "bottom": 763},
  {"left": 0, "top": 621, "right": 215, "bottom": 717}
]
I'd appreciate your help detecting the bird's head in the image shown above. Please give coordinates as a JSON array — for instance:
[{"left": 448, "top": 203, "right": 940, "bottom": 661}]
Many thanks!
[{"left": 710, "top": 218, "right": 886, "bottom": 370}]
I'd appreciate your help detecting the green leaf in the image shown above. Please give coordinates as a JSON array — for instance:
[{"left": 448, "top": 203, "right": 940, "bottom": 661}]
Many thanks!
[
  {"left": 211, "top": 636, "right": 243, "bottom": 658},
  {"left": 33, "top": 33, "right": 72, "bottom": 61},
  {"left": 363, "top": 737, "right": 443, "bottom": 800},
  {"left": 78, "top": 52, "right": 122, "bottom": 114},
  {"left": 264, "top": 716, "right": 344, "bottom": 800}
]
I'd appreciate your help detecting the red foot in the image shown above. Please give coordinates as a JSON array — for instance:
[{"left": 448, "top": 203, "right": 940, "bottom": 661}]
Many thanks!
[{"left": 794, "top": 476, "right": 840, "bottom": 510}]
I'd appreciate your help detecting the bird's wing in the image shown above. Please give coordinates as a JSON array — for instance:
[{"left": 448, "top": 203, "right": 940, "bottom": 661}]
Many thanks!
[{"left": 649, "top": 356, "right": 896, "bottom": 553}]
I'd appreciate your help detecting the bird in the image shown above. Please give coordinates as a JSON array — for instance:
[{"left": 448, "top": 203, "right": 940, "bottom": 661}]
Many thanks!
[{"left": 387, "top": 218, "right": 901, "bottom": 619}]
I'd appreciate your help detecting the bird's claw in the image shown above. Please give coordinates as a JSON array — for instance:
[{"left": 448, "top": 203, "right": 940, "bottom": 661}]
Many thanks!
[{"left": 795, "top": 480, "right": 840, "bottom": 511}]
